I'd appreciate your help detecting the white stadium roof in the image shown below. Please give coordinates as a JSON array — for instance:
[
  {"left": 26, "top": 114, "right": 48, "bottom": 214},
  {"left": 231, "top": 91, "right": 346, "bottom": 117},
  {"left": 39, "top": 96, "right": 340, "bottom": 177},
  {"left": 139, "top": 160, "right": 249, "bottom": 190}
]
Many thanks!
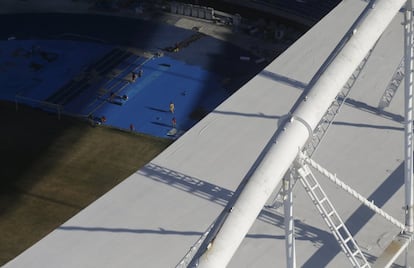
[{"left": 4, "top": 0, "right": 414, "bottom": 267}]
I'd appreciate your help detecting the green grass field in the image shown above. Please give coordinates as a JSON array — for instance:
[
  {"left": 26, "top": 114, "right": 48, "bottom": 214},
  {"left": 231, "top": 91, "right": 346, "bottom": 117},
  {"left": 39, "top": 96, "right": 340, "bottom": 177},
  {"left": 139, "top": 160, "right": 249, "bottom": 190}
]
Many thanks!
[{"left": 0, "top": 101, "right": 172, "bottom": 266}]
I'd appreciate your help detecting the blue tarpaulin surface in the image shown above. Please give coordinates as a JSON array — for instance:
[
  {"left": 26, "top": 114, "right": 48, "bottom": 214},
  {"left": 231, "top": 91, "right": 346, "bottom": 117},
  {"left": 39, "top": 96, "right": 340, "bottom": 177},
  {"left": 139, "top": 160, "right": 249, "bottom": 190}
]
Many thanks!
[{"left": 0, "top": 40, "right": 229, "bottom": 138}]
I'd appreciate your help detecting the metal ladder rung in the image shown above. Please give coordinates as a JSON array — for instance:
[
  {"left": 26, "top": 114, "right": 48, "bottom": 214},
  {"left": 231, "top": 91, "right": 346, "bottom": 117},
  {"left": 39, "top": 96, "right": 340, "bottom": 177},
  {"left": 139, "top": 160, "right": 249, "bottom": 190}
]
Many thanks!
[
  {"left": 334, "top": 223, "right": 343, "bottom": 231},
  {"left": 318, "top": 197, "right": 327, "bottom": 203},
  {"left": 353, "top": 251, "right": 364, "bottom": 259},
  {"left": 327, "top": 210, "right": 335, "bottom": 217},
  {"left": 310, "top": 185, "right": 318, "bottom": 191},
  {"left": 343, "top": 236, "right": 352, "bottom": 244}
]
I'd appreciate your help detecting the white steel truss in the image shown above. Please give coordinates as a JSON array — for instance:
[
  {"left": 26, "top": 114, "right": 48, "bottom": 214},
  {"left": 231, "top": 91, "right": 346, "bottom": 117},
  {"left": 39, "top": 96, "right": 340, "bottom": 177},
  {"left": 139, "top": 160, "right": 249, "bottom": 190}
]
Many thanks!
[
  {"left": 377, "top": 57, "right": 404, "bottom": 111},
  {"left": 305, "top": 45, "right": 375, "bottom": 157}
]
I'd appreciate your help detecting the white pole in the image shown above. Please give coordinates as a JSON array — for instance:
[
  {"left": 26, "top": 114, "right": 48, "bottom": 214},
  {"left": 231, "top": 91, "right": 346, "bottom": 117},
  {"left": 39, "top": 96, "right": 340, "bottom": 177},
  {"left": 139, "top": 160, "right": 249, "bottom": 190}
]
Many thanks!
[
  {"left": 283, "top": 174, "right": 296, "bottom": 268},
  {"left": 403, "top": 1, "right": 414, "bottom": 267},
  {"left": 196, "top": 1, "right": 406, "bottom": 267}
]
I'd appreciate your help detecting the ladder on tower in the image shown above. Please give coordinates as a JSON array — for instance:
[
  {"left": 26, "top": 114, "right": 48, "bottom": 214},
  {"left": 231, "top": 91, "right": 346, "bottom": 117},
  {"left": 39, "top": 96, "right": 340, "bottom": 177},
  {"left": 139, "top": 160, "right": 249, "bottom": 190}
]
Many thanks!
[{"left": 295, "top": 164, "right": 371, "bottom": 268}]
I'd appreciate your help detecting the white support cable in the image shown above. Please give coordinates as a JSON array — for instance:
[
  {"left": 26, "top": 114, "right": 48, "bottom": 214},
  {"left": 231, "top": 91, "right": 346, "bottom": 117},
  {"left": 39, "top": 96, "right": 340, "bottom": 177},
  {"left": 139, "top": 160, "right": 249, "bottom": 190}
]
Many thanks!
[{"left": 298, "top": 152, "right": 406, "bottom": 231}]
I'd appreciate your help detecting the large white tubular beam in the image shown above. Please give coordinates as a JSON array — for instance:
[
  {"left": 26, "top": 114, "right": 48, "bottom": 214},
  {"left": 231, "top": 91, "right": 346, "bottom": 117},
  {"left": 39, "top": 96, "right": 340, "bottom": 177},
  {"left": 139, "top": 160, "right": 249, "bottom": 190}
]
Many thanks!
[{"left": 196, "top": 1, "right": 406, "bottom": 267}]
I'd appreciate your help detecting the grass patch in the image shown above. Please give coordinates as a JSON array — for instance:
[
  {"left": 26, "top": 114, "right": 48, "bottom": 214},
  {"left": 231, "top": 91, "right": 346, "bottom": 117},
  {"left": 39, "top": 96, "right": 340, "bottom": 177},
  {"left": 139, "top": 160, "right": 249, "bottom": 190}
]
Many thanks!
[{"left": 0, "top": 101, "right": 172, "bottom": 265}]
